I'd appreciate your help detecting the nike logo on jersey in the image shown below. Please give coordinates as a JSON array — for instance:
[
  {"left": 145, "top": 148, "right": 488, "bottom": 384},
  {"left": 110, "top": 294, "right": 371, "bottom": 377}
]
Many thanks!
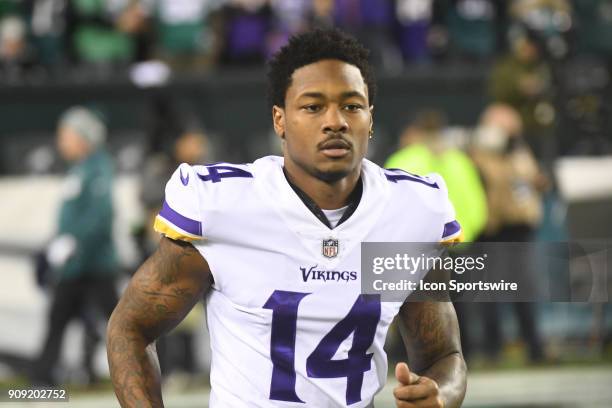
[
  {"left": 300, "top": 265, "right": 357, "bottom": 283},
  {"left": 179, "top": 169, "right": 189, "bottom": 186}
]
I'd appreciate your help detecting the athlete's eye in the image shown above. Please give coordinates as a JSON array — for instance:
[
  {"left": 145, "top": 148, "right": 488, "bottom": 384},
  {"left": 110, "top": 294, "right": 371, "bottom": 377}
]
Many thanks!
[
  {"left": 302, "top": 105, "right": 321, "bottom": 113},
  {"left": 344, "top": 104, "right": 363, "bottom": 112}
]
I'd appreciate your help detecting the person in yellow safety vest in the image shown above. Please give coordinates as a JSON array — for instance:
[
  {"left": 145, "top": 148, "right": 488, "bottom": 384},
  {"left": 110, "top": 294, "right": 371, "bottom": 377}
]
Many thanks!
[{"left": 385, "top": 110, "right": 488, "bottom": 243}]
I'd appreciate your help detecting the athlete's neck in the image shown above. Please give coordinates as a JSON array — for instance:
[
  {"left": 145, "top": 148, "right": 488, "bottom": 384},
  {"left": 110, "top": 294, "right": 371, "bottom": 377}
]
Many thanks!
[{"left": 283, "top": 161, "right": 361, "bottom": 210}]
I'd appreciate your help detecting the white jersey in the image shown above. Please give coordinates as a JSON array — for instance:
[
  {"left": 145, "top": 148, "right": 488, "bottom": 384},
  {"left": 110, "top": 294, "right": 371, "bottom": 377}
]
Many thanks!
[{"left": 154, "top": 156, "right": 461, "bottom": 407}]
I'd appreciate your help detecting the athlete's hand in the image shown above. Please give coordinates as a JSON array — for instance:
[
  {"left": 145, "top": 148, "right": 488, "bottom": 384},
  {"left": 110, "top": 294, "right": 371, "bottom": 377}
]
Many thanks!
[{"left": 393, "top": 362, "right": 444, "bottom": 408}]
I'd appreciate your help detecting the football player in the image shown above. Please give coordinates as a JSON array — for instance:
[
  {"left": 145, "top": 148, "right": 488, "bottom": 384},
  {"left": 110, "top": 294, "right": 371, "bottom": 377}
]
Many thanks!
[{"left": 107, "top": 28, "right": 466, "bottom": 407}]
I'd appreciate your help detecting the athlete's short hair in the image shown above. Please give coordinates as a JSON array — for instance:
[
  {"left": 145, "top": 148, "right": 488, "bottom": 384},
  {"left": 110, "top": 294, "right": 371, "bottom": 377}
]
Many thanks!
[{"left": 267, "top": 28, "right": 377, "bottom": 109}]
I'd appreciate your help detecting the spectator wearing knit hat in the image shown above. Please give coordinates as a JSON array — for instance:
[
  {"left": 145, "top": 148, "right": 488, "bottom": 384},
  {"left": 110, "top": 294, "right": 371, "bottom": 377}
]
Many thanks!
[{"left": 31, "top": 106, "right": 119, "bottom": 386}]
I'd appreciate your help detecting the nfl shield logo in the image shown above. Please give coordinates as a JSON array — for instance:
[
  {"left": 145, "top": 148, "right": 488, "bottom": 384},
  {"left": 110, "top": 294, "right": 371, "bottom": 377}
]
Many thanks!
[{"left": 322, "top": 238, "right": 339, "bottom": 258}]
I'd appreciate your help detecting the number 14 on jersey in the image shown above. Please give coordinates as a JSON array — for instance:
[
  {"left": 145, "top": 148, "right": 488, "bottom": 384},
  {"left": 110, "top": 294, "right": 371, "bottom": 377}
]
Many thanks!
[{"left": 263, "top": 291, "right": 381, "bottom": 405}]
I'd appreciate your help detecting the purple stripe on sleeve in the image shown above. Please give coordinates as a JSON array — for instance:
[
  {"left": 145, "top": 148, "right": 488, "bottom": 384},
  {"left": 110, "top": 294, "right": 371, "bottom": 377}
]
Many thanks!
[
  {"left": 442, "top": 220, "right": 461, "bottom": 238},
  {"left": 159, "top": 201, "right": 202, "bottom": 237}
]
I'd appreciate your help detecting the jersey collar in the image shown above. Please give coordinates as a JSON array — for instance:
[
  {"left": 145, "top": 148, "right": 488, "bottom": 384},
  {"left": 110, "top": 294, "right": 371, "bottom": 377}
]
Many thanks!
[{"left": 282, "top": 167, "right": 363, "bottom": 230}]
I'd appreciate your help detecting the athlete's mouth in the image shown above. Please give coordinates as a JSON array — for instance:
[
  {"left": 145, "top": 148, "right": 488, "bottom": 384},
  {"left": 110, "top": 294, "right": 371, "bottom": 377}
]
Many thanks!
[{"left": 318, "top": 138, "right": 352, "bottom": 158}]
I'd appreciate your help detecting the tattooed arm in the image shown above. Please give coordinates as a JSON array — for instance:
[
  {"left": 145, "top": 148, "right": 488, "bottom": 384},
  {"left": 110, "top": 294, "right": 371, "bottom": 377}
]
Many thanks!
[
  {"left": 107, "top": 237, "right": 212, "bottom": 407},
  {"left": 394, "top": 300, "right": 467, "bottom": 408}
]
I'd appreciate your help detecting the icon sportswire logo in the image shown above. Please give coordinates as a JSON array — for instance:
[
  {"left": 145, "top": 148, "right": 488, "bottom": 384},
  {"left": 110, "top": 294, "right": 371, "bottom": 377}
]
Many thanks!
[{"left": 300, "top": 265, "right": 357, "bottom": 283}]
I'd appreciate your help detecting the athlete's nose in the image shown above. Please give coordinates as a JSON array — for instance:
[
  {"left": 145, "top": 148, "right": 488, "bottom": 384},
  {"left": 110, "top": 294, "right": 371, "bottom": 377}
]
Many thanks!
[{"left": 322, "top": 106, "right": 348, "bottom": 134}]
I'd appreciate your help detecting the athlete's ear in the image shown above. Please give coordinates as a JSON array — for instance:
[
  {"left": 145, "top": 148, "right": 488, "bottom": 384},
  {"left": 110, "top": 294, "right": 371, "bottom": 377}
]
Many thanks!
[
  {"left": 272, "top": 105, "right": 286, "bottom": 139},
  {"left": 369, "top": 105, "right": 374, "bottom": 133}
]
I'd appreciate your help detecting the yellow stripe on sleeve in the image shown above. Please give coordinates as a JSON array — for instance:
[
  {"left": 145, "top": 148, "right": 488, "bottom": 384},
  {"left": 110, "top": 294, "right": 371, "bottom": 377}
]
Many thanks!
[
  {"left": 441, "top": 230, "right": 464, "bottom": 245},
  {"left": 154, "top": 216, "right": 202, "bottom": 242}
]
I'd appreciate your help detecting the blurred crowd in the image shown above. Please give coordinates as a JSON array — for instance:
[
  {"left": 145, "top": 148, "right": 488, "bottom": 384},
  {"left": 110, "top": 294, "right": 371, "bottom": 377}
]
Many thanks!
[
  {"left": 2, "top": 0, "right": 612, "bottom": 81},
  {"left": 386, "top": 103, "right": 554, "bottom": 365}
]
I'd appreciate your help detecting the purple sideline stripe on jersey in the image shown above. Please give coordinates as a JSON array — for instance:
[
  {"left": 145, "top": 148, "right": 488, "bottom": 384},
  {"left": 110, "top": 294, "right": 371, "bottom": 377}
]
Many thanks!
[
  {"left": 442, "top": 220, "right": 461, "bottom": 239},
  {"left": 159, "top": 200, "right": 202, "bottom": 237}
]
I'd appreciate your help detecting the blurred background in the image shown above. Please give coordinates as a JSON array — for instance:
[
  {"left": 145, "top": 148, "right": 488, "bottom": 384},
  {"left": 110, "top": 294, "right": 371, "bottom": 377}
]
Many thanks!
[{"left": 0, "top": 0, "right": 611, "bottom": 406}]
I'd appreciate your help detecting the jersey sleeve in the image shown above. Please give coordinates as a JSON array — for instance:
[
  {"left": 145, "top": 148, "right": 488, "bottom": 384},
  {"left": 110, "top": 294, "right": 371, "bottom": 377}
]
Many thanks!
[
  {"left": 154, "top": 163, "right": 204, "bottom": 242},
  {"left": 426, "top": 173, "right": 463, "bottom": 243}
]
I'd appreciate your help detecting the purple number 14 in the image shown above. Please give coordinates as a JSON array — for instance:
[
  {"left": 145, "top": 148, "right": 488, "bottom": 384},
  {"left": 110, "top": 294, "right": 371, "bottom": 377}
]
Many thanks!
[{"left": 263, "top": 290, "right": 381, "bottom": 405}]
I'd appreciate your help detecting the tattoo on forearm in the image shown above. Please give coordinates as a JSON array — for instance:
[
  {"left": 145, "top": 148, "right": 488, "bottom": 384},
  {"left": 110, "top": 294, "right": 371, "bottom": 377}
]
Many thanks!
[
  {"left": 107, "top": 237, "right": 211, "bottom": 408},
  {"left": 398, "top": 302, "right": 467, "bottom": 408},
  {"left": 402, "top": 302, "right": 453, "bottom": 368}
]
